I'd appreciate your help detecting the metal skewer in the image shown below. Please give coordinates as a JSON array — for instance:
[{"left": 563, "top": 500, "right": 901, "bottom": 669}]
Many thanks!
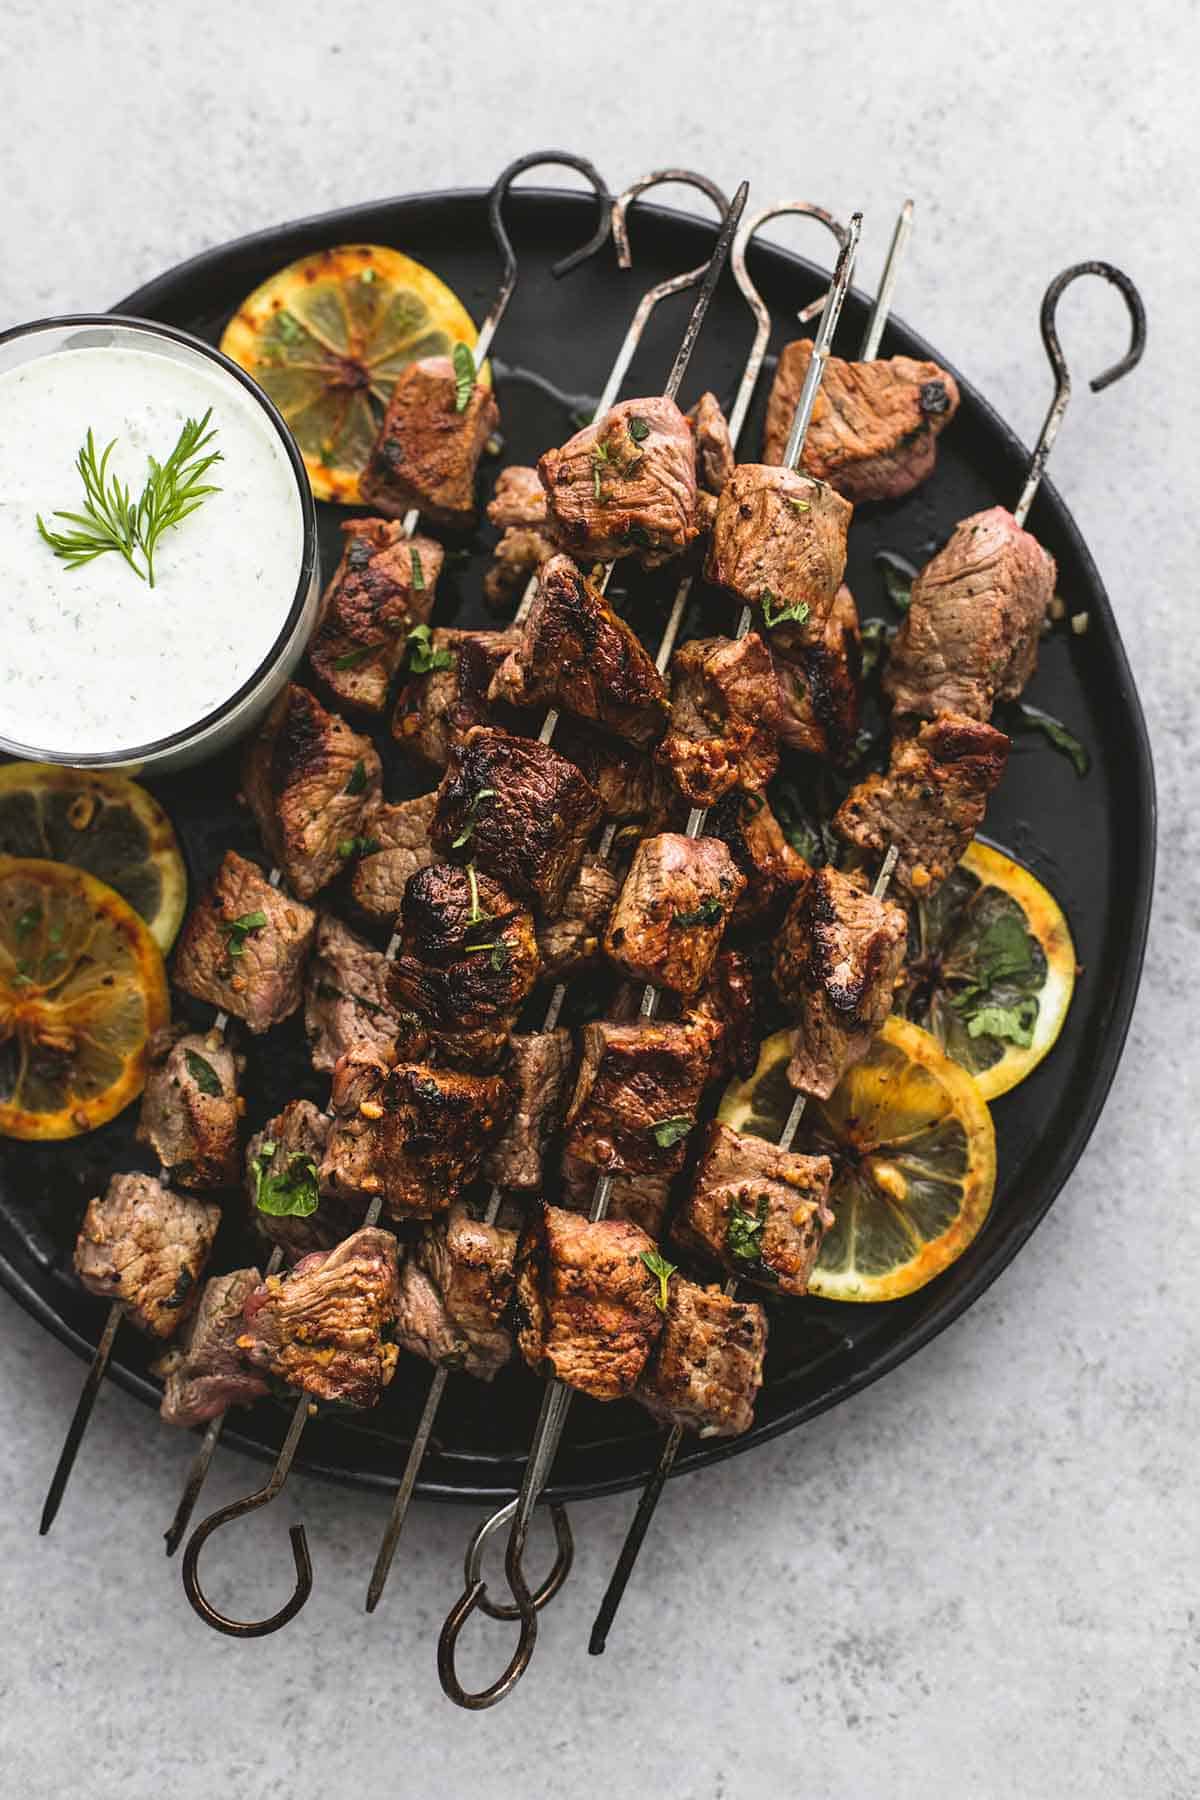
[
  {"left": 590, "top": 249, "right": 1148, "bottom": 1656},
  {"left": 171, "top": 153, "right": 614, "bottom": 1635},
  {"left": 436, "top": 177, "right": 753, "bottom": 1709},
  {"left": 364, "top": 166, "right": 737, "bottom": 1618}
]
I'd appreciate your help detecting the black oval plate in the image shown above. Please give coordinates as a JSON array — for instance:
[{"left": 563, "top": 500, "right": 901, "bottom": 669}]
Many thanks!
[{"left": 0, "top": 188, "right": 1154, "bottom": 1505}]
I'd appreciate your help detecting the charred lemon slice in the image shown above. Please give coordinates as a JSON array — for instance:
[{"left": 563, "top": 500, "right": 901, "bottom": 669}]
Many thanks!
[
  {"left": 719, "top": 1019, "right": 996, "bottom": 1303},
  {"left": 0, "top": 763, "right": 186, "bottom": 954},
  {"left": 0, "top": 857, "right": 169, "bottom": 1140},
  {"left": 219, "top": 244, "right": 487, "bottom": 504},
  {"left": 893, "top": 839, "right": 1076, "bottom": 1101}
]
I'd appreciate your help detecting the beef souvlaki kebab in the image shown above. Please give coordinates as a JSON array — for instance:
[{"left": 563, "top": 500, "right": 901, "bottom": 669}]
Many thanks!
[
  {"left": 158, "top": 152, "right": 616, "bottom": 1637},
  {"left": 586, "top": 256, "right": 1147, "bottom": 1660},
  {"left": 435, "top": 191, "right": 856, "bottom": 1713},
  {"left": 362, "top": 168, "right": 752, "bottom": 1626}
]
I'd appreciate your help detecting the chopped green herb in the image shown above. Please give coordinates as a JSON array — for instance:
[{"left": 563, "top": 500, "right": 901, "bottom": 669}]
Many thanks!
[
  {"left": 760, "top": 589, "right": 810, "bottom": 631},
  {"left": 786, "top": 497, "right": 811, "bottom": 514},
  {"left": 406, "top": 623, "right": 454, "bottom": 675},
  {"left": 1011, "top": 701, "right": 1090, "bottom": 778},
  {"left": 727, "top": 1196, "right": 767, "bottom": 1263},
  {"left": 452, "top": 342, "right": 475, "bottom": 412},
  {"left": 336, "top": 836, "right": 382, "bottom": 861},
  {"left": 465, "top": 864, "right": 489, "bottom": 926},
  {"left": 965, "top": 999, "right": 1038, "bottom": 1046},
  {"left": 344, "top": 758, "right": 368, "bottom": 796},
  {"left": 651, "top": 1114, "right": 693, "bottom": 1150},
  {"left": 14, "top": 907, "right": 41, "bottom": 940},
  {"left": 628, "top": 416, "right": 651, "bottom": 443},
  {"left": 184, "top": 1048, "right": 224, "bottom": 1098},
  {"left": 333, "top": 645, "right": 373, "bottom": 671},
  {"left": 640, "top": 1248, "right": 677, "bottom": 1312},
  {"left": 671, "top": 897, "right": 724, "bottom": 929},
  {"left": 451, "top": 787, "right": 497, "bottom": 849},
  {"left": 410, "top": 546, "right": 426, "bottom": 591},
  {"left": 251, "top": 1144, "right": 320, "bottom": 1218},
  {"left": 223, "top": 910, "right": 268, "bottom": 960}
]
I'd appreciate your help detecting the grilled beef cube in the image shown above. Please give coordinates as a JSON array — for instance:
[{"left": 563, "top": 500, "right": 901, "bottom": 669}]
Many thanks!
[
  {"left": 432, "top": 726, "right": 603, "bottom": 914},
  {"left": 706, "top": 465, "right": 853, "bottom": 653},
  {"left": 483, "top": 526, "right": 558, "bottom": 612},
  {"left": 515, "top": 1203, "right": 665, "bottom": 1400},
  {"left": 349, "top": 793, "right": 436, "bottom": 928},
  {"left": 136, "top": 1027, "right": 239, "bottom": 1190},
  {"left": 488, "top": 464, "right": 549, "bottom": 528},
  {"left": 488, "top": 553, "right": 669, "bottom": 748},
  {"left": 688, "top": 391, "right": 736, "bottom": 495},
  {"left": 322, "top": 1056, "right": 511, "bottom": 1219},
  {"left": 394, "top": 1200, "right": 518, "bottom": 1381},
  {"left": 238, "top": 1227, "right": 401, "bottom": 1408},
  {"left": 173, "top": 851, "right": 317, "bottom": 1034},
  {"left": 242, "top": 684, "right": 382, "bottom": 901},
  {"left": 560, "top": 1155, "right": 674, "bottom": 1239},
  {"left": 483, "top": 1029, "right": 574, "bottom": 1190},
  {"left": 359, "top": 355, "right": 499, "bottom": 529},
  {"left": 304, "top": 914, "right": 424, "bottom": 1073},
  {"left": 536, "top": 858, "right": 620, "bottom": 979},
  {"left": 603, "top": 832, "right": 745, "bottom": 998},
  {"left": 885, "top": 507, "right": 1057, "bottom": 721},
  {"left": 539, "top": 397, "right": 698, "bottom": 568},
  {"left": 556, "top": 719, "right": 676, "bottom": 829},
  {"left": 686, "top": 946, "right": 760, "bottom": 1081},
  {"left": 74, "top": 1173, "right": 220, "bottom": 1338},
  {"left": 392, "top": 628, "right": 518, "bottom": 773},
  {"left": 308, "top": 519, "right": 442, "bottom": 713},
  {"left": 391, "top": 862, "right": 539, "bottom": 1026},
  {"left": 157, "top": 1269, "right": 269, "bottom": 1428},
  {"left": 774, "top": 866, "right": 908, "bottom": 1099},
  {"left": 764, "top": 339, "right": 960, "bottom": 502},
  {"left": 659, "top": 632, "right": 781, "bottom": 807},
  {"left": 245, "top": 1100, "right": 356, "bottom": 1260},
  {"left": 709, "top": 791, "right": 809, "bottom": 929},
  {"left": 637, "top": 1277, "right": 767, "bottom": 1438},
  {"left": 673, "top": 1121, "right": 834, "bottom": 1296},
  {"left": 563, "top": 1016, "right": 719, "bottom": 1188},
  {"left": 836, "top": 714, "right": 1011, "bottom": 898},
  {"left": 773, "top": 581, "right": 863, "bottom": 763}
]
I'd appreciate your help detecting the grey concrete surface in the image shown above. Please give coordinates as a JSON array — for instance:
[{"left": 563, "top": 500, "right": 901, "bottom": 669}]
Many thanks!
[{"left": 0, "top": 2, "right": 1195, "bottom": 1795}]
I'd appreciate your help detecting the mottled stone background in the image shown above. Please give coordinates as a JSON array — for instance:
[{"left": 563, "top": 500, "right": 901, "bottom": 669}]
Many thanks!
[{"left": 0, "top": 3, "right": 1194, "bottom": 1794}]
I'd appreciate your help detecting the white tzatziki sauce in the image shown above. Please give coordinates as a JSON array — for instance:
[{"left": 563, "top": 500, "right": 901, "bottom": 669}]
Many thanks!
[{"left": 0, "top": 344, "right": 304, "bottom": 757}]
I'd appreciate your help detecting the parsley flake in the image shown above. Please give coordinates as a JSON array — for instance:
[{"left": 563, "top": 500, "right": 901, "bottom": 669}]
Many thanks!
[
  {"left": 407, "top": 623, "right": 454, "bottom": 675},
  {"left": 671, "top": 897, "right": 724, "bottom": 929},
  {"left": 452, "top": 342, "right": 475, "bottom": 412},
  {"left": 761, "top": 589, "right": 810, "bottom": 631},
  {"left": 344, "top": 758, "right": 368, "bottom": 796},
  {"left": 727, "top": 1197, "right": 767, "bottom": 1263},
  {"left": 184, "top": 1048, "right": 224, "bottom": 1098},
  {"left": 451, "top": 787, "right": 497, "bottom": 849},
  {"left": 640, "top": 1248, "right": 677, "bottom": 1312},
  {"left": 651, "top": 1114, "right": 693, "bottom": 1150},
  {"left": 223, "top": 910, "right": 267, "bottom": 960},
  {"left": 251, "top": 1144, "right": 321, "bottom": 1218}
]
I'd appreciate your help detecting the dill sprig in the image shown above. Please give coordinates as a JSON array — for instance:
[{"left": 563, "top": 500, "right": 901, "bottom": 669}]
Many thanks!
[{"left": 37, "top": 409, "right": 223, "bottom": 588}]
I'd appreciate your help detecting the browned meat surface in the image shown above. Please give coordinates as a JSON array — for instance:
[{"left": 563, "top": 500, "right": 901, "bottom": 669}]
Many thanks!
[
  {"left": 539, "top": 397, "right": 698, "bottom": 567},
  {"left": 555, "top": 720, "right": 676, "bottom": 829},
  {"left": 74, "top": 1174, "right": 220, "bottom": 1338},
  {"left": 536, "top": 859, "right": 620, "bottom": 979},
  {"left": 774, "top": 866, "right": 908, "bottom": 1098},
  {"left": 706, "top": 465, "right": 853, "bottom": 653},
  {"left": 637, "top": 1276, "right": 767, "bottom": 1437},
  {"left": 394, "top": 1201, "right": 518, "bottom": 1380},
  {"left": 773, "top": 581, "right": 863, "bottom": 763},
  {"left": 483, "top": 526, "right": 558, "bottom": 611},
  {"left": 603, "top": 832, "right": 745, "bottom": 998},
  {"left": 136, "top": 1027, "right": 239, "bottom": 1190},
  {"left": 157, "top": 1269, "right": 268, "bottom": 1427},
  {"left": 488, "top": 464, "right": 547, "bottom": 527},
  {"left": 563, "top": 1016, "right": 720, "bottom": 1185},
  {"left": 708, "top": 791, "right": 810, "bottom": 928},
  {"left": 658, "top": 632, "right": 781, "bottom": 806},
  {"left": 173, "top": 851, "right": 317, "bottom": 1035},
  {"left": 391, "top": 862, "right": 539, "bottom": 1027},
  {"left": 515, "top": 1203, "right": 664, "bottom": 1400},
  {"left": 238, "top": 1227, "right": 401, "bottom": 1407},
  {"left": 242, "top": 684, "right": 382, "bottom": 900},
  {"left": 350, "top": 793, "right": 437, "bottom": 927},
  {"left": 835, "top": 713, "right": 1011, "bottom": 898},
  {"left": 245, "top": 1100, "right": 355, "bottom": 1259},
  {"left": 392, "top": 628, "right": 518, "bottom": 773},
  {"left": 885, "top": 507, "right": 1057, "bottom": 720},
  {"left": 688, "top": 391, "right": 736, "bottom": 494},
  {"left": 560, "top": 1155, "right": 674, "bottom": 1239},
  {"left": 308, "top": 518, "right": 441, "bottom": 713},
  {"left": 322, "top": 1055, "right": 511, "bottom": 1219},
  {"left": 432, "top": 726, "right": 603, "bottom": 914},
  {"left": 304, "top": 913, "right": 421, "bottom": 1073},
  {"left": 764, "top": 338, "right": 960, "bottom": 502},
  {"left": 673, "top": 1121, "right": 834, "bottom": 1296},
  {"left": 484, "top": 1029, "right": 574, "bottom": 1190},
  {"left": 685, "top": 946, "right": 760, "bottom": 1081},
  {"left": 488, "top": 554, "right": 669, "bottom": 748},
  {"left": 359, "top": 355, "right": 499, "bottom": 529}
]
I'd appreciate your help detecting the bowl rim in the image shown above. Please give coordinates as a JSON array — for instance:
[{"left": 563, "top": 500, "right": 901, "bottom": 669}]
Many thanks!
[{"left": 0, "top": 311, "right": 318, "bottom": 768}]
